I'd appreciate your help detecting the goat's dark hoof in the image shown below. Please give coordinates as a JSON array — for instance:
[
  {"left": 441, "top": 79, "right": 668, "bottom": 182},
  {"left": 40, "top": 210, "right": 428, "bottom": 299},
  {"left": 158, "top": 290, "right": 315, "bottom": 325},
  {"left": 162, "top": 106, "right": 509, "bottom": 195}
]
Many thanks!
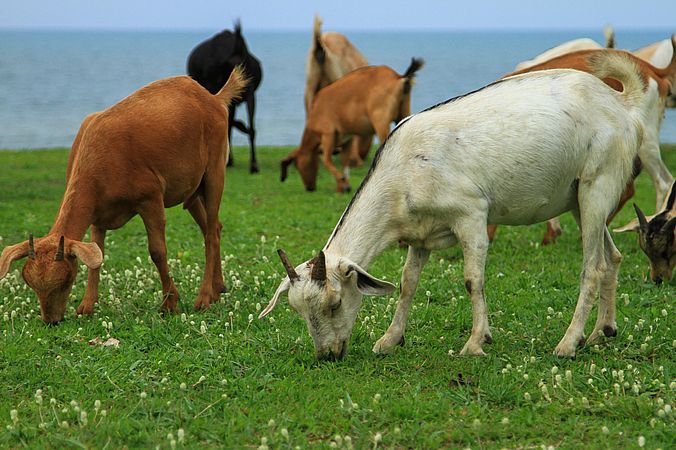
[
  {"left": 484, "top": 334, "right": 493, "bottom": 345},
  {"left": 398, "top": 335, "right": 405, "bottom": 347},
  {"left": 603, "top": 326, "right": 617, "bottom": 337},
  {"left": 249, "top": 165, "right": 259, "bottom": 174}
]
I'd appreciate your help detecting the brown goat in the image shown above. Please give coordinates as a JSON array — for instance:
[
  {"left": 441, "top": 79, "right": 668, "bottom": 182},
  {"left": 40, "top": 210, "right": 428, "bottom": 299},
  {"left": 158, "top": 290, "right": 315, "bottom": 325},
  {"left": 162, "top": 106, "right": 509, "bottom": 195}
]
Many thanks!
[
  {"left": 0, "top": 68, "right": 247, "bottom": 324},
  {"left": 488, "top": 40, "right": 676, "bottom": 245},
  {"left": 282, "top": 58, "right": 424, "bottom": 193},
  {"left": 305, "top": 15, "right": 373, "bottom": 166}
]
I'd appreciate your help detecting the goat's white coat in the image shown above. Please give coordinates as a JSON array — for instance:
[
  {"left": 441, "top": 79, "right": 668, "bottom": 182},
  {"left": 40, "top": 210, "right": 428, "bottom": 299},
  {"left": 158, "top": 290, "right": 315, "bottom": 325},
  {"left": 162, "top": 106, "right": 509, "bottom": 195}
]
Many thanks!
[{"left": 265, "top": 58, "right": 647, "bottom": 359}]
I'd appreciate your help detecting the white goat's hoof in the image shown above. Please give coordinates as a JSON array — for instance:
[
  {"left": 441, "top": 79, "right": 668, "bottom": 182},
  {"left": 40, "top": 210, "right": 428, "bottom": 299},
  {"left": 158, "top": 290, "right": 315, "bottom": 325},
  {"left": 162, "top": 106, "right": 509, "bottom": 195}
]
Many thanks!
[
  {"left": 459, "top": 341, "right": 487, "bottom": 356},
  {"left": 372, "top": 333, "right": 404, "bottom": 354}
]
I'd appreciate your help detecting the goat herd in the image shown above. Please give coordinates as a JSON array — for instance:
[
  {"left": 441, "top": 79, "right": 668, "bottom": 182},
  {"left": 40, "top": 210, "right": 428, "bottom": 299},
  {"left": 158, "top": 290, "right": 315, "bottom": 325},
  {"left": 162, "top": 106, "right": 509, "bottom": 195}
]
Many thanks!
[{"left": 0, "top": 18, "right": 674, "bottom": 362}]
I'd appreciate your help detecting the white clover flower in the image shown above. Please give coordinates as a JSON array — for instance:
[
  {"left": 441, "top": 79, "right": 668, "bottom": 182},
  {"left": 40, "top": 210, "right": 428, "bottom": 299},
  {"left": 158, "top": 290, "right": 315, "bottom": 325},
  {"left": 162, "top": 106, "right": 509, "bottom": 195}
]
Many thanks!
[
  {"left": 94, "top": 400, "right": 101, "bottom": 410},
  {"left": 374, "top": 432, "right": 383, "bottom": 443},
  {"left": 582, "top": 397, "right": 590, "bottom": 408},
  {"left": 177, "top": 428, "right": 185, "bottom": 443},
  {"left": 664, "top": 404, "right": 672, "bottom": 414},
  {"left": 268, "top": 419, "right": 275, "bottom": 427},
  {"left": 180, "top": 382, "right": 187, "bottom": 390},
  {"left": 565, "top": 370, "right": 573, "bottom": 383},
  {"left": 501, "top": 417, "right": 509, "bottom": 424},
  {"left": 524, "top": 392, "right": 531, "bottom": 401},
  {"left": 80, "top": 410, "right": 88, "bottom": 426},
  {"left": 10, "top": 410, "right": 18, "bottom": 425},
  {"left": 602, "top": 426, "right": 609, "bottom": 434},
  {"left": 638, "top": 436, "right": 645, "bottom": 447},
  {"left": 140, "top": 392, "right": 147, "bottom": 399},
  {"left": 280, "top": 428, "right": 289, "bottom": 440},
  {"left": 200, "top": 321, "right": 207, "bottom": 334}
]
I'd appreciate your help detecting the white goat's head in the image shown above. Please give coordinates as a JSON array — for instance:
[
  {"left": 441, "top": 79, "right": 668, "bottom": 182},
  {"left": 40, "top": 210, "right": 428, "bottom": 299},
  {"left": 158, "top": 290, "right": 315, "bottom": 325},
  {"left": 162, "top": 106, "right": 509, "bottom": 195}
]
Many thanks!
[{"left": 260, "top": 249, "right": 395, "bottom": 360}]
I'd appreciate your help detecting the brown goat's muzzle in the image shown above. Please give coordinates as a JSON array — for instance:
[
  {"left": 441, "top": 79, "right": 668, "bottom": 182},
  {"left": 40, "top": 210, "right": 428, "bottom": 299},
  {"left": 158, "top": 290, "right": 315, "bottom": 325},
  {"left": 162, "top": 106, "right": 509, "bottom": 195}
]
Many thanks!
[{"left": 23, "top": 256, "right": 77, "bottom": 325}]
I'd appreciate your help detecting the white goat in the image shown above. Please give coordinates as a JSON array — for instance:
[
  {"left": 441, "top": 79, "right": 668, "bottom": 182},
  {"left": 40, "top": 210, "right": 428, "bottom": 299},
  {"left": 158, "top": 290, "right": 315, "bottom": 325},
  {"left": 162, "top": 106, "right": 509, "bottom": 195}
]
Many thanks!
[
  {"left": 261, "top": 52, "right": 646, "bottom": 360},
  {"left": 515, "top": 26, "right": 615, "bottom": 71}
]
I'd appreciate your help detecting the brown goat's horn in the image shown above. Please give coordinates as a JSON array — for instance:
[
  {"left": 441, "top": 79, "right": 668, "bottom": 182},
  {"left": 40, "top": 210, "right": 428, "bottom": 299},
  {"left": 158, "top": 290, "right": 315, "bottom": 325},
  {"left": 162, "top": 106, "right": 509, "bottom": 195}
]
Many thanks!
[
  {"left": 28, "top": 234, "right": 36, "bottom": 259},
  {"left": 55, "top": 236, "right": 65, "bottom": 261},
  {"left": 310, "top": 250, "right": 326, "bottom": 282},
  {"left": 278, "top": 249, "right": 299, "bottom": 282}
]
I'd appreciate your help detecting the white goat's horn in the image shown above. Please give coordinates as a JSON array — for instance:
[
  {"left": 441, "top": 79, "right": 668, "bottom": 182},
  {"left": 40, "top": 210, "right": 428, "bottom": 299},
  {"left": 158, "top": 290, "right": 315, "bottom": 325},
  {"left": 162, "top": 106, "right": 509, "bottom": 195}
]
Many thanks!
[
  {"left": 278, "top": 249, "right": 299, "bottom": 281},
  {"left": 310, "top": 250, "right": 326, "bottom": 282}
]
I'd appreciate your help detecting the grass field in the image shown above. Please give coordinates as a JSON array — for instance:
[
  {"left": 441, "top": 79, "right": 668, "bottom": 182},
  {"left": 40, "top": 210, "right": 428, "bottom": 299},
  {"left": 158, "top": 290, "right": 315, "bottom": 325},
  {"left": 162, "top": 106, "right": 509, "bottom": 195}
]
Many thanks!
[{"left": 0, "top": 145, "right": 674, "bottom": 449}]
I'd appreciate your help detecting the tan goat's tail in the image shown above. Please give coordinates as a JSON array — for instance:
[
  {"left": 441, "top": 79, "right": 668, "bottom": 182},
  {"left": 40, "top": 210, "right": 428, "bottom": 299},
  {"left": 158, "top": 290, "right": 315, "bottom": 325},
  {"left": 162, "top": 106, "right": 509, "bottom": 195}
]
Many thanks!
[
  {"left": 587, "top": 52, "right": 645, "bottom": 109},
  {"left": 603, "top": 25, "right": 615, "bottom": 49},
  {"left": 215, "top": 65, "right": 249, "bottom": 107},
  {"left": 312, "top": 15, "right": 325, "bottom": 65},
  {"left": 401, "top": 57, "right": 425, "bottom": 94}
]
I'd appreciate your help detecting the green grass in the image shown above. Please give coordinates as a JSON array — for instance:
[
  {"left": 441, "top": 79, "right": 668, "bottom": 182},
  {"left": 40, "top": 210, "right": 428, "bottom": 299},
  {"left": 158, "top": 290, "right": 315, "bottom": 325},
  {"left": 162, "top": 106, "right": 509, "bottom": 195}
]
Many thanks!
[{"left": 0, "top": 145, "right": 674, "bottom": 449}]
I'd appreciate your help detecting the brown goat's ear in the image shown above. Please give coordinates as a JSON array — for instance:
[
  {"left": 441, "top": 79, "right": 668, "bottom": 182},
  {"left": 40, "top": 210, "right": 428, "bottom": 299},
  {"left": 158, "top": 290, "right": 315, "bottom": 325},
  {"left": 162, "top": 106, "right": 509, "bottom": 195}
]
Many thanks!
[
  {"left": 0, "top": 241, "right": 30, "bottom": 279},
  {"left": 69, "top": 241, "right": 103, "bottom": 269}
]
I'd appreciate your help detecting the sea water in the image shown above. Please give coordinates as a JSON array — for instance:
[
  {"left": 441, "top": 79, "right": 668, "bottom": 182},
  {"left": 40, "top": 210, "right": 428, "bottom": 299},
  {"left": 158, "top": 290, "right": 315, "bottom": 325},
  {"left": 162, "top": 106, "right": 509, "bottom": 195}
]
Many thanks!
[{"left": 0, "top": 29, "right": 674, "bottom": 149}]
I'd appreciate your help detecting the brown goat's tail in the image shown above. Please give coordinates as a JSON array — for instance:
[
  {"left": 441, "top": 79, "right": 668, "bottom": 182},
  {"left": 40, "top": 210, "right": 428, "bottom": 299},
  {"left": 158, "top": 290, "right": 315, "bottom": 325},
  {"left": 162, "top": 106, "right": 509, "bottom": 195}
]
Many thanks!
[
  {"left": 215, "top": 65, "right": 249, "bottom": 107},
  {"left": 401, "top": 57, "right": 425, "bottom": 94}
]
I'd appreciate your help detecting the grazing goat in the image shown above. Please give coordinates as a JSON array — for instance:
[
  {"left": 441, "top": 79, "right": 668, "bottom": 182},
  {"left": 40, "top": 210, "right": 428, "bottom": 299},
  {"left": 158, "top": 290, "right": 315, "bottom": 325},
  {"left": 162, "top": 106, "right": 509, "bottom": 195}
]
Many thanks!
[
  {"left": 489, "top": 37, "right": 676, "bottom": 245},
  {"left": 305, "top": 15, "right": 373, "bottom": 166},
  {"left": 633, "top": 37, "right": 676, "bottom": 108},
  {"left": 615, "top": 181, "right": 676, "bottom": 284},
  {"left": 281, "top": 58, "right": 424, "bottom": 193},
  {"left": 188, "top": 21, "right": 262, "bottom": 173},
  {"left": 515, "top": 26, "right": 615, "bottom": 71},
  {"left": 0, "top": 69, "right": 247, "bottom": 324},
  {"left": 261, "top": 53, "right": 646, "bottom": 360}
]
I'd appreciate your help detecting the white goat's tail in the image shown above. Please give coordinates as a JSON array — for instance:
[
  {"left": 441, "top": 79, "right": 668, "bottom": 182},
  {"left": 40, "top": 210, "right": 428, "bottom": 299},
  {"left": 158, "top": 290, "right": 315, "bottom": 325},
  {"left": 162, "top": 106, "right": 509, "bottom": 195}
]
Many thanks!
[
  {"left": 215, "top": 65, "right": 249, "bottom": 107},
  {"left": 588, "top": 52, "right": 645, "bottom": 109}
]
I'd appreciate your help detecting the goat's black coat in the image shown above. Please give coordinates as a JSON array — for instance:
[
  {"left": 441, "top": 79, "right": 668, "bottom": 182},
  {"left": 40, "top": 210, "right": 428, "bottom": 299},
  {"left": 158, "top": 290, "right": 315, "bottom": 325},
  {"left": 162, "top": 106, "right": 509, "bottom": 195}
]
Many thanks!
[{"left": 187, "top": 22, "right": 263, "bottom": 173}]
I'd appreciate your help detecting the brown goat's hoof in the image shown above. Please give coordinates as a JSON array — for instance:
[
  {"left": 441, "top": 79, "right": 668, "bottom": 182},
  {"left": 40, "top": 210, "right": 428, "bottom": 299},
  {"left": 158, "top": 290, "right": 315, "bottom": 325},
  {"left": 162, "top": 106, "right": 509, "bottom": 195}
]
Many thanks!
[
  {"left": 250, "top": 165, "right": 259, "bottom": 174},
  {"left": 603, "top": 325, "right": 617, "bottom": 337},
  {"left": 76, "top": 301, "right": 96, "bottom": 316}
]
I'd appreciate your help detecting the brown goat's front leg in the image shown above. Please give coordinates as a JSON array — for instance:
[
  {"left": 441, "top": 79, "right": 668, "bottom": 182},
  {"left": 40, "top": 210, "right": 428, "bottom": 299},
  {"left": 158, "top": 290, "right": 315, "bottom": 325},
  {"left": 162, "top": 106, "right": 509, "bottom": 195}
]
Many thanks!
[
  {"left": 138, "top": 200, "right": 180, "bottom": 314},
  {"left": 194, "top": 162, "right": 225, "bottom": 310},
  {"left": 187, "top": 197, "right": 226, "bottom": 295},
  {"left": 320, "top": 133, "right": 350, "bottom": 193},
  {"left": 76, "top": 225, "right": 106, "bottom": 316}
]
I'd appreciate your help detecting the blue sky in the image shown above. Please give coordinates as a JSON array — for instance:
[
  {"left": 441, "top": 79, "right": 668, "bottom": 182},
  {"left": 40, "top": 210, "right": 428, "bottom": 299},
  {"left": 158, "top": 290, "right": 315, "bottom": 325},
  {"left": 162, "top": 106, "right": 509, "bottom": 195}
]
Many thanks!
[{"left": 2, "top": 0, "right": 675, "bottom": 31}]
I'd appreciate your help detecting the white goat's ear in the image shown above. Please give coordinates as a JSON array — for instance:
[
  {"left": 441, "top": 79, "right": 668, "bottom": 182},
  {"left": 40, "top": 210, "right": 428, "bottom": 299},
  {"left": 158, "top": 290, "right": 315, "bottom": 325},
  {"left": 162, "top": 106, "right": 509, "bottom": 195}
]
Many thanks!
[
  {"left": 69, "top": 241, "right": 103, "bottom": 269},
  {"left": 259, "top": 277, "right": 291, "bottom": 319},
  {"left": 613, "top": 219, "right": 640, "bottom": 233},
  {"left": 346, "top": 263, "right": 396, "bottom": 296}
]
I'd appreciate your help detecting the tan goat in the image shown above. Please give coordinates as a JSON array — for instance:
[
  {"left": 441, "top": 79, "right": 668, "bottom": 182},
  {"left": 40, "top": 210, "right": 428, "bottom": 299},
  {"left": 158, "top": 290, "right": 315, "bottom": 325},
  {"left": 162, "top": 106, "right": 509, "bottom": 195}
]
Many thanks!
[
  {"left": 0, "top": 68, "right": 247, "bottom": 324},
  {"left": 305, "top": 15, "right": 373, "bottom": 165},
  {"left": 282, "top": 58, "right": 424, "bottom": 193}
]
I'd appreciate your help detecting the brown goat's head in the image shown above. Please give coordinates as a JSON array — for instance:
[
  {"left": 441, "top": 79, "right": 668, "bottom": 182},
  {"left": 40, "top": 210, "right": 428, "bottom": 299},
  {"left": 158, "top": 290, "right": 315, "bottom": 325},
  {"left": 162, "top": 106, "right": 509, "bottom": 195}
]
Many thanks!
[
  {"left": 280, "top": 149, "right": 319, "bottom": 192},
  {"left": 0, "top": 234, "right": 103, "bottom": 324}
]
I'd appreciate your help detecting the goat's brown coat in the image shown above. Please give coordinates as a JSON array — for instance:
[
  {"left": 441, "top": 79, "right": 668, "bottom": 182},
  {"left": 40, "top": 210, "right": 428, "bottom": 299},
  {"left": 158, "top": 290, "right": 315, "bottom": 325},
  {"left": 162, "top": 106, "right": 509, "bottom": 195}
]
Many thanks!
[
  {"left": 0, "top": 70, "right": 247, "bottom": 324},
  {"left": 283, "top": 61, "right": 422, "bottom": 193}
]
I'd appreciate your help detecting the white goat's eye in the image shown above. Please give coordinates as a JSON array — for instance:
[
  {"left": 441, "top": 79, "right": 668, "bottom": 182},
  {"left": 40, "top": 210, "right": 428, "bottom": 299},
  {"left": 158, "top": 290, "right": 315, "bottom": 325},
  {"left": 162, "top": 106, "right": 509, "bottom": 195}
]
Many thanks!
[{"left": 331, "top": 298, "right": 342, "bottom": 311}]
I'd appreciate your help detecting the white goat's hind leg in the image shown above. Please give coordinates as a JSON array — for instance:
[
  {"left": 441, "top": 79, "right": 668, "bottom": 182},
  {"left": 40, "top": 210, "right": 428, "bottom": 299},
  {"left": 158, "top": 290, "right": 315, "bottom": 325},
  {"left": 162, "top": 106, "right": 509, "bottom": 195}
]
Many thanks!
[
  {"left": 455, "top": 217, "right": 492, "bottom": 356},
  {"left": 555, "top": 187, "right": 610, "bottom": 357},
  {"left": 373, "top": 247, "right": 430, "bottom": 354},
  {"left": 587, "top": 228, "right": 621, "bottom": 344},
  {"left": 640, "top": 137, "right": 675, "bottom": 210}
]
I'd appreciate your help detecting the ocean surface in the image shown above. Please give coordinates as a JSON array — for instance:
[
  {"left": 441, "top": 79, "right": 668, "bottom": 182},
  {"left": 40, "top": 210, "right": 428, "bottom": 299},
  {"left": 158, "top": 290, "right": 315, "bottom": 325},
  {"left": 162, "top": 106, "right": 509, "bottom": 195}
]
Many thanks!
[{"left": 1, "top": 29, "right": 674, "bottom": 150}]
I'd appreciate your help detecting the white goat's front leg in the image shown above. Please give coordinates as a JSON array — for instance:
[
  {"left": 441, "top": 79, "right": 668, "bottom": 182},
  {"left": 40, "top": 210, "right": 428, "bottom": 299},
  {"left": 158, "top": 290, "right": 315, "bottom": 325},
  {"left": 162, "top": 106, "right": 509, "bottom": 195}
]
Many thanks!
[
  {"left": 455, "top": 217, "right": 492, "bottom": 356},
  {"left": 555, "top": 186, "right": 611, "bottom": 357},
  {"left": 587, "top": 228, "right": 621, "bottom": 344},
  {"left": 373, "top": 246, "right": 430, "bottom": 354}
]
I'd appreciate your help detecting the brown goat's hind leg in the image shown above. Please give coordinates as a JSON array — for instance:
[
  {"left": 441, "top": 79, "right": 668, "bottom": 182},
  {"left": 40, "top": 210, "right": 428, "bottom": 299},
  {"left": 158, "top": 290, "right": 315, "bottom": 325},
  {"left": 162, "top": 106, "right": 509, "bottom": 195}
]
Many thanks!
[
  {"left": 320, "top": 133, "right": 349, "bottom": 193},
  {"left": 138, "top": 199, "right": 180, "bottom": 314},
  {"left": 76, "top": 226, "right": 106, "bottom": 316},
  {"left": 187, "top": 197, "right": 226, "bottom": 295},
  {"left": 194, "top": 160, "right": 225, "bottom": 310}
]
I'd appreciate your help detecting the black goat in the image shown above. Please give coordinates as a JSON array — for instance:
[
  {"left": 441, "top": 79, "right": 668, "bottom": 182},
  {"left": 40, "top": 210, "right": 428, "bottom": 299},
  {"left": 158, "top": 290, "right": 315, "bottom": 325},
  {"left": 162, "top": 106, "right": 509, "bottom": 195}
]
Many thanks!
[{"left": 187, "top": 21, "right": 262, "bottom": 173}]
